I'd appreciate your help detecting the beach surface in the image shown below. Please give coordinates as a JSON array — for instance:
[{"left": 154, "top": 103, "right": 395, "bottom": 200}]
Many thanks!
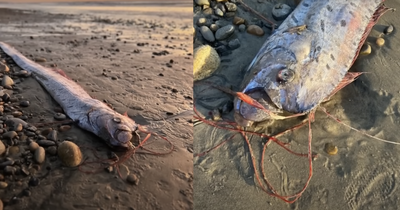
[
  {"left": 194, "top": 0, "right": 400, "bottom": 210},
  {"left": 0, "top": 1, "right": 192, "bottom": 210}
]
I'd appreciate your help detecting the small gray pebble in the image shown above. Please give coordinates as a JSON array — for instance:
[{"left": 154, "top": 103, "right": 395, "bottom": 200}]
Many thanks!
[
  {"left": 238, "top": 24, "right": 246, "bottom": 32},
  {"left": 54, "top": 113, "right": 67, "bottom": 121},
  {"left": 215, "top": 25, "right": 235, "bottom": 40},
  {"left": 228, "top": 39, "right": 241, "bottom": 50},
  {"left": 127, "top": 174, "right": 139, "bottom": 185},
  {"left": 384, "top": 24, "right": 394, "bottom": 35},
  {"left": 37, "top": 140, "right": 56, "bottom": 147},
  {"left": 19, "top": 100, "right": 30, "bottom": 107},
  {"left": 200, "top": 26, "right": 215, "bottom": 42},
  {"left": 197, "top": 18, "right": 207, "bottom": 26},
  {"left": 214, "top": 8, "right": 224, "bottom": 17},
  {"left": 209, "top": 24, "right": 219, "bottom": 32},
  {"left": 47, "top": 130, "right": 58, "bottom": 141},
  {"left": 272, "top": 3, "right": 292, "bottom": 21}
]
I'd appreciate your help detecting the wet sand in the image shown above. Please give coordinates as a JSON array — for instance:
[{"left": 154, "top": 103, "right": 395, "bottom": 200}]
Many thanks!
[
  {"left": 194, "top": 0, "right": 400, "bottom": 210},
  {"left": 0, "top": 2, "right": 192, "bottom": 210}
]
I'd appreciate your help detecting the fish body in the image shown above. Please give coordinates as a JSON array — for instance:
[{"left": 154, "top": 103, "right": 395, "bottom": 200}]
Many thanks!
[
  {"left": 234, "top": 0, "right": 390, "bottom": 126},
  {"left": 0, "top": 42, "right": 136, "bottom": 149}
]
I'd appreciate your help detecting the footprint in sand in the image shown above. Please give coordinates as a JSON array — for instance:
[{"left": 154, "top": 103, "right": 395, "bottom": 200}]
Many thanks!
[{"left": 345, "top": 164, "right": 397, "bottom": 210}]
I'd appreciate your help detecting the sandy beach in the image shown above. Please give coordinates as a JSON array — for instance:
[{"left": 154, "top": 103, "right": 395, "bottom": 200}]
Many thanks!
[
  {"left": 0, "top": 1, "right": 192, "bottom": 210},
  {"left": 194, "top": 0, "right": 400, "bottom": 209}
]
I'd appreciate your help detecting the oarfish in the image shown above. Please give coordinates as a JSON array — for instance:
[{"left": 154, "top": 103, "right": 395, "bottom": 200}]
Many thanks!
[
  {"left": 0, "top": 42, "right": 137, "bottom": 149},
  {"left": 234, "top": 0, "right": 392, "bottom": 126}
]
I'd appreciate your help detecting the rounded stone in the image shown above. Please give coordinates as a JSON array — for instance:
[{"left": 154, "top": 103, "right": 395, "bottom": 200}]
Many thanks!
[
  {"left": 58, "top": 141, "right": 82, "bottom": 167},
  {"left": 247, "top": 25, "right": 264, "bottom": 36},
  {"left": 209, "top": 24, "right": 219, "bottom": 32},
  {"left": 228, "top": 39, "right": 241, "bottom": 50},
  {"left": 2, "top": 75, "right": 14, "bottom": 88},
  {"left": 233, "top": 16, "right": 245, "bottom": 25},
  {"left": 0, "top": 181, "right": 7, "bottom": 189},
  {"left": 0, "top": 141, "right": 5, "bottom": 155},
  {"left": 238, "top": 24, "right": 246, "bottom": 32},
  {"left": 0, "top": 63, "right": 9, "bottom": 73},
  {"left": 54, "top": 113, "right": 67, "bottom": 121},
  {"left": 225, "top": 2, "right": 237, "bottom": 12},
  {"left": 214, "top": 8, "right": 224, "bottom": 17},
  {"left": 376, "top": 37, "right": 385, "bottom": 47},
  {"left": 127, "top": 174, "right": 139, "bottom": 185},
  {"left": 199, "top": 26, "right": 215, "bottom": 42},
  {"left": 360, "top": 43, "right": 371, "bottom": 56},
  {"left": 29, "top": 141, "right": 39, "bottom": 152},
  {"left": 215, "top": 25, "right": 235, "bottom": 40},
  {"left": 272, "top": 3, "right": 292, "bottom": 21},
  {"left": 325, "top": 143, "right": 338, "bottom": 155},
  {"left": 384, "top": 24, "right": 394, "bottom": 35},
  {"left": 34, "top": 147, "right": 45, "bottom": 164},
  {"left": 193, "top": 45, "right": 220, "bottom": 81}
]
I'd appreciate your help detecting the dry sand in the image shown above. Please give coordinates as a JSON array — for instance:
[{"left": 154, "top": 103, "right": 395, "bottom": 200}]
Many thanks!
[
  {"left": 0, "top": 2, "right": 192, "bottom": 210},
  {"left": 194, "top": 0, "right": 400, "bottom": 210}
]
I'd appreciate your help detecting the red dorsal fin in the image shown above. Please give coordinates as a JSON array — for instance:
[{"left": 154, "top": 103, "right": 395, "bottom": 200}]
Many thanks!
[
  {"left": 123, "top": 111, "right": 128, "bottom": 117},
  {"left": 51, "top": 68, "right": 71, "bottom": 80}
]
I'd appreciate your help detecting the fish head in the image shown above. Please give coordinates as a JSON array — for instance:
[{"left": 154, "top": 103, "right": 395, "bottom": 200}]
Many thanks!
[
  {"left": 105, "top": 116, "right": 138, "bottom": 149},
  {"left": 234, "top": 47, "right": 300, "bottom": 127}
]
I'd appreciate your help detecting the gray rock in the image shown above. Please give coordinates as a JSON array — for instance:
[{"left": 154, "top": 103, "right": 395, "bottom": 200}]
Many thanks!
[
  {"left": 29, "top": 141, "right": 39, "bottom": 152},
  {"left": 200, "top": 26, "right": 215, "bottom": 42},
  {"left": 195, "top": 0, "right": 209, "bottom": 6},
  {"left": 46, "top": 146, "right": 57, "bottom": 156},
  {"left": 228, "top": 39, "right": 241, "bottom": 50},
  {"left": 2, "top": 131, "right": 17, "bottom": 139},
  {"left": 127, "top": 174, "right": 139, "bottom": 185},
  {"left": 215, "top": 25, "right": 235, "bottom": 40},
  {"left": 37, "top": 140, "right": 56, "bottom": 147},
  {"left": 225, "top": 2, "right": 237, "bottom": 12},
  {"left": 20, "top": 100, "right": 30, "bottom": 107},
  {"left": 272, "top": 3, "right": 292, "bottom": 21},
  {"left": 238, "top": 24, "right": 246, "bottom": 32},
  {"left": 4, "top": 166, "right": 15, "bottom": 174},
  {"left": 34, "top": 147, "right": 45, "bottom": 164},
  {"left": 214, "top": 8, "right": 224, "bottom": 17},
  {"left": 54, "top": 113, "right": 67, "bottom": 121},
  {"left": 47, "top": 130, "right": 58, "bottom": 141},
  {"left": 0, "top": 62, "right": 9, "bottom": 73}
]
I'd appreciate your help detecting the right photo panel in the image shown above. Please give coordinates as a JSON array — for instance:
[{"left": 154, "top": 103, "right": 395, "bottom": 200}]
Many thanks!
[{"left": 193, "top": 0, "right": 400, "bottom": 209}]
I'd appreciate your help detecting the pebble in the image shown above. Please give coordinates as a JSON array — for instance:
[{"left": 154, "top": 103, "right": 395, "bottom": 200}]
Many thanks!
[
  {"left": 2, "top": 131, "right": 17, "bottom": 139},
  {"left": 58, "top": 141, "right": 82, "bottom": 167},
  {"left": 12, "top": 123, "right": 23, "bottom": 132},
  {"left": 272, "top": 3, "right": 292, "bottom": 21},
  {"left": 215, "top": 25, "right": 235, "bottom": 40},
  {"left": 0, "top": 141, "right": 5, "bottom": 155},
  {"left": 29, "top": 176, "right": 40, "bottom": 186},
  {"left": 238, "top": 24, "right": 246, "bottom": 32},
  {"left": 47, "top": 130, "right": 58, "bottom": 141},
  {"left": 34, "top": 58, "right": 46, "bottom": 62},
  {"left": 214, "top": 8, "right": 224, "bottom": 17},
  {"left": 228, "top": 39, "right": 241, "bottom": 50},
  {"left": 195, "top": 0, "right": 209, "bottom": 6},
  {"left": 0, "top": 63, "right": 9, "bottom": 73},
  {"left": 54, "top": 113, "right": 67, "bottom": 120},
  {"left": 197, "top": 18, "right": 207, "bottom": 26},
  {"left": 200, "top": 26, "right": 215, "bottom": 42},
  {"left": 360, "top": 43, "right": 371, "bottom": 56},
  {"left": 46, "top": 146, "right": 57, "bottom": 156},
  {"left": 193, "top": 45, "right": 220, "bottom": 81},
  {"left": 2, "top": 75, "right": 14, "bottom": 88},
  {"left": 8, "top": 146, "right": 19, "bottom": 156},
  {"left": 247, "top": 25, "right": 264, "bottom": 36},
  {"left": 58, "top": 125, "right": 71, "bottom": 132},
  {"left": 376, "top": 37, "right": 385, "bottom": 47},
  {"left": 209, "top": 24, "right": 219, "bottom": 32},
  {"left": 34, "top": 147, "right": 45, "bottom": 163},
  {"left": 19, "top": 100, "right": 30, "bottom": 107},
  {"left": 126, "top": 174, "right": 139, "bottom": 185},
  {"left": 37, "top": 140, "right": 56, "bottom": 147},
  {"left": 324, "top": 143, "right": 338, "bottom": 155},
  {"left": 225, "top": 2, "right": 237, "bottom": 12},
  {"left": 233, "top": 16, "right": 245, "bottom": 25},
  {"left": 4, "top": 166, "right": 16, "bottom": 174},
  {"left": 0, "top": 181, "right": 7, "bottom": 189},
  {"left": 384, "top": 24, "right": 394, "bottom": 35}
]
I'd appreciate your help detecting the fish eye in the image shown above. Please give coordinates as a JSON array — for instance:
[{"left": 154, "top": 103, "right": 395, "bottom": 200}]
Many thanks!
[
  {"left": 113, "top": 117, "right": 121, "bottom": 123},
  {"left": 277, "top": 69, "right": 295, "bottom": 83}
]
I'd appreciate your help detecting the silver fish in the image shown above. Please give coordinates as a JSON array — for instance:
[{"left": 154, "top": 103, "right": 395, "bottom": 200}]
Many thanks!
[
  {"left": 0, "top": 42, "right": 137, "bottom": 149},
  {"left": 234, "top": 0, "right": 392, "bottom": 126}
]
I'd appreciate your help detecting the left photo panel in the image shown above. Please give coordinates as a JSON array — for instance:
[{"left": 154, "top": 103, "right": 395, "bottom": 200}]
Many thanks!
[{"left": 0, "top": 1, "right": 193, "bottom": 209}]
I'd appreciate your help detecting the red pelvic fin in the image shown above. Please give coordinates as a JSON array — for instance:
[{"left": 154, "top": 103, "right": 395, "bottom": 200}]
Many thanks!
[
  {"left": 51, "top": 68, "right": 71, "bottom": 80},
  {"left": 324, "top": 72, "right": 363, "bottom": 102},
  {"left": 352, "top": 4, "right": 395, "bottom": 65}
]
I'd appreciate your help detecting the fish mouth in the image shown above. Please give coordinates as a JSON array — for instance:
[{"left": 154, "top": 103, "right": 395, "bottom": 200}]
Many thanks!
[{"left": 234, "top": 87, "right": 282, "bottom": 127}]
